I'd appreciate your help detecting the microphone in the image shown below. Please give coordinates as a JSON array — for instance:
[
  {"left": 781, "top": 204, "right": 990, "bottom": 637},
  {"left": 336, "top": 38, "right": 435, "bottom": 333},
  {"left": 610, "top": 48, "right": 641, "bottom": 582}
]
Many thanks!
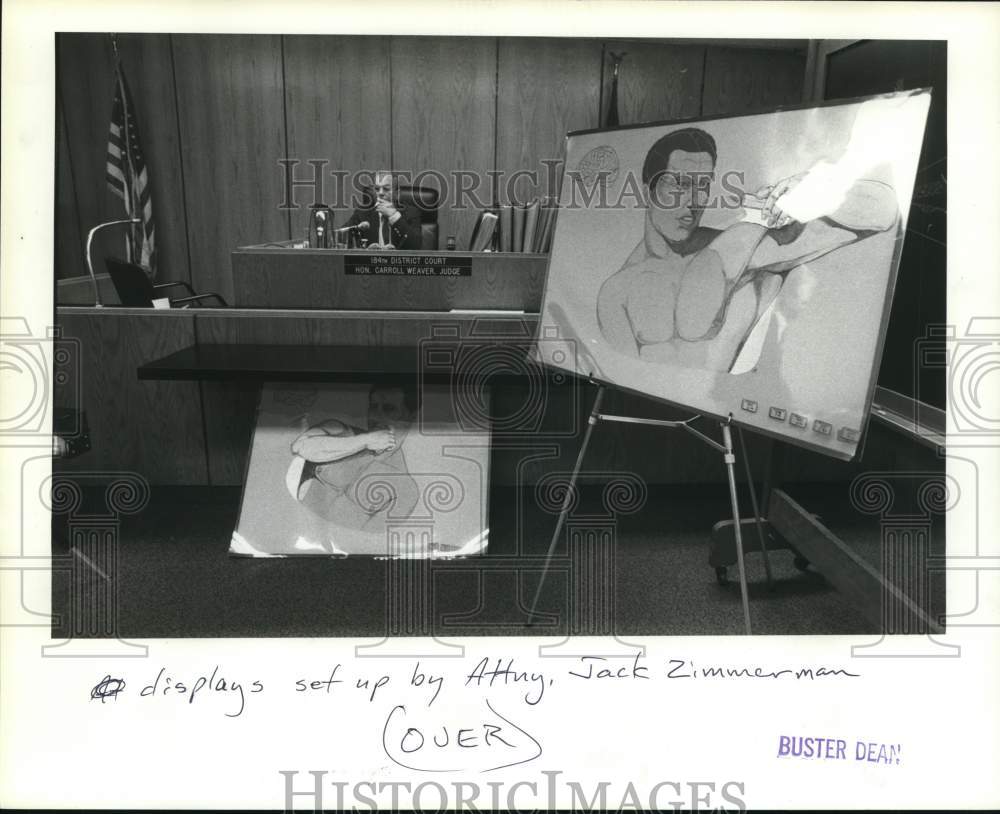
[
  {"left": 85, "top": 217, "right": 142, "bottom": 307},
  {"left": 333, "top": 220, "right": 369, "bottom": 233}
]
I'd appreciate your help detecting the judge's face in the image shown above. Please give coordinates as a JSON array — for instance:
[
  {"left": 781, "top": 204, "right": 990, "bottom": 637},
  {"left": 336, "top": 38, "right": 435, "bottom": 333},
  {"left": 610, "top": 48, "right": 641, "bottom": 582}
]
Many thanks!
[
  {"left": 373, "top": 173, "right": 394, "bottom": 204},
  {"left": 368, "top": 388, "right": 412, "bottom": 430},
  {"left": 648, "top": 150, "right": 715, "bottom": 243}
]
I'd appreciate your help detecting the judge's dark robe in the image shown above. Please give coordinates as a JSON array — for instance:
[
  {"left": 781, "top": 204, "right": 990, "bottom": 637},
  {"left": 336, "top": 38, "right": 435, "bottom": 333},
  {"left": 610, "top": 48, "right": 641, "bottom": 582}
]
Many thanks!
[{"left": 343, "top": 202, "right": 423, "bottom": 249}]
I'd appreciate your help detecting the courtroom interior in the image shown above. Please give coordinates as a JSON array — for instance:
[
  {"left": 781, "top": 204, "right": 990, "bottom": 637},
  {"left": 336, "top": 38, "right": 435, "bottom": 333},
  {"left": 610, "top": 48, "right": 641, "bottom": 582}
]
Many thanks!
[{"left": 51, "top": 34, "right": 947, "bottom": 638}]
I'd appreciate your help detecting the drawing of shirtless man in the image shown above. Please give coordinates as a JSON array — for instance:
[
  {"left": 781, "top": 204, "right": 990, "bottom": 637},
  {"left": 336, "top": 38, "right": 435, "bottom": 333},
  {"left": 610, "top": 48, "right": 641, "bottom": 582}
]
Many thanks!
[{"left": 596, "top": 127, "right": 899, "bottom": 373}]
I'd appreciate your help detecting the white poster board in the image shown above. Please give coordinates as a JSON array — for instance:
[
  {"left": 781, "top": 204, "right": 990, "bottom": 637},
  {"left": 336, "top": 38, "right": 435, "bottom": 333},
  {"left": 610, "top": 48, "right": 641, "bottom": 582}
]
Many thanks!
[
  {"left": 536, "top": 91, "right": 931, "bottom": 459},
  {"left": 233, "top": 383, "right": 490, "bottom": 557}
]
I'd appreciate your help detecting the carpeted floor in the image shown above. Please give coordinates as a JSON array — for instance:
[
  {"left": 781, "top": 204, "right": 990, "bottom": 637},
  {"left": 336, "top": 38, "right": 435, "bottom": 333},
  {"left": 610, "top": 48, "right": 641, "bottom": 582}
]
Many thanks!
[{"left": 50, "top": 482, "right": 945, "bottom": 638}]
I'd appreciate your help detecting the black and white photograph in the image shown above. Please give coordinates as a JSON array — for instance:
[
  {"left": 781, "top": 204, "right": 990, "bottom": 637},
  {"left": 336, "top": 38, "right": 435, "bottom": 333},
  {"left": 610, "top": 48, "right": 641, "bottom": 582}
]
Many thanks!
[
  {"left": 45, "top": 29, "right": 948, "bottom": 639},
  {"left": 1, "top": 1, "right": 998, "bottom": 811}
]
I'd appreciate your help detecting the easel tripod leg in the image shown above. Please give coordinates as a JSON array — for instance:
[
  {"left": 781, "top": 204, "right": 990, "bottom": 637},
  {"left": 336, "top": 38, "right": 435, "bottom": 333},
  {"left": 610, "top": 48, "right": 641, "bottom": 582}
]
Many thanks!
[
  {"left": 527, "top": 385, "right": 606, "bottom": 625},
  {"left": 737, "top": 426, "right": 774, "bottom": 587},
  {"left": 721, "top": 422, "right": 753, "bottom": 635}
]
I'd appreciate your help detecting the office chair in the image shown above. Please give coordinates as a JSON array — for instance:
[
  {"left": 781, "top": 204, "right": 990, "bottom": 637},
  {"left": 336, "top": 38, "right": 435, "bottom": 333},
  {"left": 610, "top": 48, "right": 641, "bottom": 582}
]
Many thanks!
[
  {"left": 394, "top": 185, "right": 440, "bottom": 250},
  {"left": 105, "top": 258, "right": 228, "bottom": 308}
]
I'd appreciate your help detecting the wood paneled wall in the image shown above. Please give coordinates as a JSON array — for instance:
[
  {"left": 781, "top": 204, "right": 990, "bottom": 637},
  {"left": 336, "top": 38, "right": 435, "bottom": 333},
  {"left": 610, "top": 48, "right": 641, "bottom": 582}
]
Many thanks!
[
  {"left": 392, "top": 37, "right": 498, "bottom": 247},
  {"left": 600, "top": 40, "right": 704, "bottom": 125},
  {"left": 56, "top": 35, "right": 805, "bottom": 291},
  {"left": 496, "top": 38, "right": 604, "bottom": 204},
  {"left": 57, "top": 34, "right": 191, "bottom": 286},
  {"left": 283, "top": 36, "right": 392, "bottom": 237},
  {"left": 701, "top": 46, "right": 808, "bottom": 116},
  {"left": 54, "top": 309, "right": 207, "bottom": 483},
  {"left": 172, "top": 35, "right": 287, "bottom": 304}
]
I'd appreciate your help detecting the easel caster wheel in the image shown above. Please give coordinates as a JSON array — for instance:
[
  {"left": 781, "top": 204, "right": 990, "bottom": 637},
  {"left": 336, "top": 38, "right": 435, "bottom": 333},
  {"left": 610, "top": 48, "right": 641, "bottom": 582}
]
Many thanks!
[
  {"left": 715, "top": 566, "right": 728, "bottom": 586},
  {"left": 793, "top": 555, "right": 810, "bottom": 572}
]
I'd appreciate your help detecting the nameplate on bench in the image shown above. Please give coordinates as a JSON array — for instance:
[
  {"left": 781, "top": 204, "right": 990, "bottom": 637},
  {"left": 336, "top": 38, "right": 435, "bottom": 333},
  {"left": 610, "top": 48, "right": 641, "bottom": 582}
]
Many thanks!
[{"left": 344, "top": 254, "right": 472, "bottom": 277}]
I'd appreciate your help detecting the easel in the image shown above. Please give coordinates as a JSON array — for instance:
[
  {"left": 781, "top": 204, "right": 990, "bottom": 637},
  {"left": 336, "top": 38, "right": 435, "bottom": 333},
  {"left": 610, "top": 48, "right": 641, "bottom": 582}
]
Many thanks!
[{"left": 527, "top": 383, "right": 774, "bottom": 635}]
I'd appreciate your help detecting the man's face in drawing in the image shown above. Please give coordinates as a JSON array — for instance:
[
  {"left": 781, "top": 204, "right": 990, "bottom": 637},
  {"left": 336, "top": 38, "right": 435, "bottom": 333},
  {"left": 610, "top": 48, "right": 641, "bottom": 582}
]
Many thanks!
[
  {"left": 648, "top": 150, "right": 715, "bottom": 243},
  {"left": 367, "top": 387, "right": 412, "bottom": 431}
]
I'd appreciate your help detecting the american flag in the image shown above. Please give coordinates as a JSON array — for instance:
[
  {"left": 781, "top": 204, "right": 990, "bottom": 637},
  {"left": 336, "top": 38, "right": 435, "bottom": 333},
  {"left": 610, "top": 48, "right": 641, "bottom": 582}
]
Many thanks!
[{"left": 105, "top": 63, "right": 156, "bottom": 275}]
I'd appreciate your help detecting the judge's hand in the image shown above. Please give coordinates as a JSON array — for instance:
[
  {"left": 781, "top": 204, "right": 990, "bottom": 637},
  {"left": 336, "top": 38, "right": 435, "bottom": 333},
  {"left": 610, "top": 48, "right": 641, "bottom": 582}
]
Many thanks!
[
  {"left": 366, "top": 429, "right": 396, "bottom": 453},
  {"left": 375, "top": 199, "right": 401, "bottom": 223}
]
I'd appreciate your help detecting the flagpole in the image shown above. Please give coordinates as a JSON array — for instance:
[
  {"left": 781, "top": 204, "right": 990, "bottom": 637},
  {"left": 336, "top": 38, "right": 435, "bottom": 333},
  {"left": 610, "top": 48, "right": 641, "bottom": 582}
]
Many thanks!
[
  {"left": 605, "top": 51, "right": 626, "bottom": 129},
  {"left": 105, "top": 35, "right": 155, "bottom": 278},
  {"left": 113, "top": 38, "right": 138, "bottom": 264}
]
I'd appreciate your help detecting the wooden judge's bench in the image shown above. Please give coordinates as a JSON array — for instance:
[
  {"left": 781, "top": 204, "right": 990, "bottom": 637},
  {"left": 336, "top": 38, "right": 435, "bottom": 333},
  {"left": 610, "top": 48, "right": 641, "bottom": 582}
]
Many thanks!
[{"left": 230, "top": 242, "right": 549, "bottom": 311}]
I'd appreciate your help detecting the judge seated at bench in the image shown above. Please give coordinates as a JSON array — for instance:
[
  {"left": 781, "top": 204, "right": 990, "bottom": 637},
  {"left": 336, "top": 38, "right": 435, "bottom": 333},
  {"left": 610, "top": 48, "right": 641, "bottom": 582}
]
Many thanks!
[{"left": 343, "top": 170, "right": 422, "bottom": 250}]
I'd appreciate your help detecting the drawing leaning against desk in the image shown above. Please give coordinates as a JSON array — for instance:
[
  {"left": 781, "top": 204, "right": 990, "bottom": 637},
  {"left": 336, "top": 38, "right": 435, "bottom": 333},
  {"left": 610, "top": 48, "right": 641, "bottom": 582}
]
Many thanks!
[{"left": 230, "top": 383, "right": 491, "bottom": 558}]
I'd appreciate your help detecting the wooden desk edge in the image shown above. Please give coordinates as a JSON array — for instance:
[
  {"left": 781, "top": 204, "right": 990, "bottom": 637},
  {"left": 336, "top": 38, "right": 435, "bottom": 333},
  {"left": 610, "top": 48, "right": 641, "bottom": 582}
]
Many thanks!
[{"left": 57, "top": 306, "right": 541, "bottom": 320}]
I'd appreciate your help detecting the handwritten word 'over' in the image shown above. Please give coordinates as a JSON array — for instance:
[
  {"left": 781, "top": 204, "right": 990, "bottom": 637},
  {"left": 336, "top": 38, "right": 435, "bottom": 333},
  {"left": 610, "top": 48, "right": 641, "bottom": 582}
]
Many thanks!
[{"left": 382, "top": 700, "right": 541, "bottom": 773}]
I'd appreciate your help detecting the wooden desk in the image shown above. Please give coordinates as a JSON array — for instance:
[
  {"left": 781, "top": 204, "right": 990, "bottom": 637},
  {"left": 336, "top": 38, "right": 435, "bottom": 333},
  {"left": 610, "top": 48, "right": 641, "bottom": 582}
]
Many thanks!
[
  {"left": 232, "top": 244, "right": 548, "bottom": 311},
  {"left": 138, "top": 341, "right": 553, "bottom": 389},
  {"left": 56, "top": 306, "right": 563, "bottom": 486},
  {"left": 135, "top": 336, "right": 580, "bottom": 525},
  {"left": 139, "top": 343, "right": 438, "bottom": 382}
]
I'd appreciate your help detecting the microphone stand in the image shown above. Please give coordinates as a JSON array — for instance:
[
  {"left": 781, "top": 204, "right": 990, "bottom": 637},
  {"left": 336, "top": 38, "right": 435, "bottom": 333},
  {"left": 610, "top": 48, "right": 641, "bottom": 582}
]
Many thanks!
[
  {"left": 332, "top": 221, "right": 369, "bottom": 249},
  {"left": 85, "top": 218, "right": 141, "bottom": 307}
]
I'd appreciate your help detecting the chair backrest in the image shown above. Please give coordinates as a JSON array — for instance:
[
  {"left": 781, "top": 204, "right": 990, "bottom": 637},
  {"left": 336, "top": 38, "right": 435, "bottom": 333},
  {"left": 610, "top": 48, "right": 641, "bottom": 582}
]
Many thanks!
[
  {"left": 395, "top": 185, "right": 440, "bottom": 250},
  {"left": 105, "top": 258, "right": 156, "bottom": 307}
]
